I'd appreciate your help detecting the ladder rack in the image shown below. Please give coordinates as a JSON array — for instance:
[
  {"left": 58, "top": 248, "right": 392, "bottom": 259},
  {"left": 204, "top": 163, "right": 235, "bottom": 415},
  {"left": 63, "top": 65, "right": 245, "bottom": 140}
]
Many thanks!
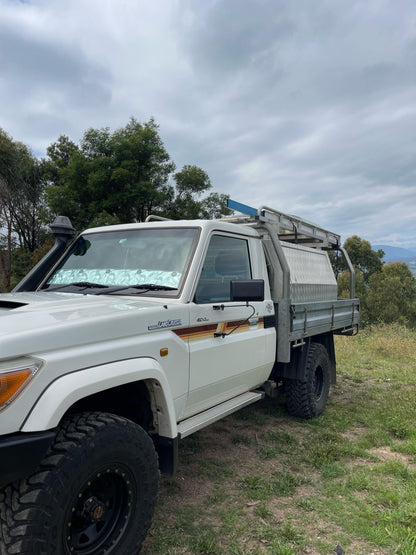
[{"left": 223, "top": 200, "right": 340, "bottom": 249}]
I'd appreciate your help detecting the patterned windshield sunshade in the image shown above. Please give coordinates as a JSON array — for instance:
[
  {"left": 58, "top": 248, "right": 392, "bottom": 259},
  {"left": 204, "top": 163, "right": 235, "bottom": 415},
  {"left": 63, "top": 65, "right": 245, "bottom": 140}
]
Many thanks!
[{"left": 48, "top": 268, "right": 182, "bottom": 288}]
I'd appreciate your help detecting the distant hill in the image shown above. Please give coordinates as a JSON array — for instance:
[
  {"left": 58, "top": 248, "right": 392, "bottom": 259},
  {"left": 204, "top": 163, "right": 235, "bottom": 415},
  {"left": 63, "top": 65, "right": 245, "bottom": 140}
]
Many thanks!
[
  {"left": 373, "top": 245, "right": 416, "bottom": 278},
  {"left": 373, "top": 245, "right": 416, "bottom": 263}
]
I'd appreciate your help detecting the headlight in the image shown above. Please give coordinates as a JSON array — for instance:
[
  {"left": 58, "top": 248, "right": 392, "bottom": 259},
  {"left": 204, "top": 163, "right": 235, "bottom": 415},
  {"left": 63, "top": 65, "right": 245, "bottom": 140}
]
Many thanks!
[{"left": 0, "top": 358, "right": 43, "bottom": 411}]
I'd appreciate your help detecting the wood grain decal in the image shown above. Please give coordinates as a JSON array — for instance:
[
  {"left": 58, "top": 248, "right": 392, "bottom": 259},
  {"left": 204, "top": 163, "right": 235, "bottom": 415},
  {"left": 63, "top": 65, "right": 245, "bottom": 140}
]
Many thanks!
[{"left": 173, "top": 318, "right": 264, "bottom": 342}]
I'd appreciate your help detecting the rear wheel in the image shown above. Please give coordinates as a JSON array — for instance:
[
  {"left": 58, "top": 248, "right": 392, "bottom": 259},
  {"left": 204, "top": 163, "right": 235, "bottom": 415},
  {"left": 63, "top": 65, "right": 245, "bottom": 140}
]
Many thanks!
[
  {"left": 0, "top": 412, "right": 159, "bottom": 555},
  {"left": 285, "top": 342, "right": 330, "bottom": 419}
]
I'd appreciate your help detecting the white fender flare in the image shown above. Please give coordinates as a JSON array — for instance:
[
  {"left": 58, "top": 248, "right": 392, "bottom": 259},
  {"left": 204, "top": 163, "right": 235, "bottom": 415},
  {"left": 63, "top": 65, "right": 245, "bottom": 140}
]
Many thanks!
[{"left": 22, "top": 357, "right": 178, "bottom": 438}]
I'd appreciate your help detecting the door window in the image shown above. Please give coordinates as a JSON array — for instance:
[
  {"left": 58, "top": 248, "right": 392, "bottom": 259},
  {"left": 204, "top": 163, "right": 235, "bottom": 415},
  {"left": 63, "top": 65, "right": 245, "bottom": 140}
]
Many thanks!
[{"left": 194, "top": 235, "right": 251, "bottom": 303}]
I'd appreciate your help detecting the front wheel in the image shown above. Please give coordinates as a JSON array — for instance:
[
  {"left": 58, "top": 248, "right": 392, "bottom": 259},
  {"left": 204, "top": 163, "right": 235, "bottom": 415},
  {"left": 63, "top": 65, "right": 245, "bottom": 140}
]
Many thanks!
[
  {"left": 285, "top": 342, "right": 331, "bottom": 419},
  {"left": 0, "top": 412, "right": 159, "bottom": 555}
]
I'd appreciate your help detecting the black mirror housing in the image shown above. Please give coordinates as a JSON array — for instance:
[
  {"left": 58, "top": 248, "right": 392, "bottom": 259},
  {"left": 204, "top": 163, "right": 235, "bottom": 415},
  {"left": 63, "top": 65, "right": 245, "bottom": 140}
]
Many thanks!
[{"left": 230, "top": 280, "right": 264, "bottom": 302}]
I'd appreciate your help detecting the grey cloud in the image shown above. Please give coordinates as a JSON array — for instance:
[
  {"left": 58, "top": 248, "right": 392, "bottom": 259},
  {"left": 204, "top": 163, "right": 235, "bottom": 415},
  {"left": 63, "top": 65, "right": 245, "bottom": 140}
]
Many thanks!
[
  {"left": 180, "top": 0, "right": 416, "bottom": 112},
  {"left": 0, "top": 19, "right": 112, "bottom": 142},
  {"left": 0, "top": 25, "right": 86, "bottom": 83},
  {"left": 192, "top": 5, "right": 294, "bottom": 74},
  {"left": 136, "top": 0, "right": 416, "bottom": 248},
  {"left": 1, "top": 0, "right": 416, "bottom": 249}
]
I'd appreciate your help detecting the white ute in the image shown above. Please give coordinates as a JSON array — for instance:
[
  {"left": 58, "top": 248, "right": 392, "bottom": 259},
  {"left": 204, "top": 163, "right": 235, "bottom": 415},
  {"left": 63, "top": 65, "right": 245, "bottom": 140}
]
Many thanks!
[{"left": 0, "top": 200, "right": 359, "bottom": 554}]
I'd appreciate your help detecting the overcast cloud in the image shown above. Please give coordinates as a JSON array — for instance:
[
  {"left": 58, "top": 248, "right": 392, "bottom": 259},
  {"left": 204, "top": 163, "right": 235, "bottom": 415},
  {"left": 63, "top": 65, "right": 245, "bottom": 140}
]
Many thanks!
[{"left": 1, "top": 0, "right": 415, "bottom": 248}]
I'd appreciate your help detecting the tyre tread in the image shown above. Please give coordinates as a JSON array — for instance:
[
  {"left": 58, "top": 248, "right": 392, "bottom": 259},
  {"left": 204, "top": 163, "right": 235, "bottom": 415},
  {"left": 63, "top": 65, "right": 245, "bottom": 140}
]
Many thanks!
[
  {"left": 285, "top": 342, "right": 330, "bottom": 419},
  {"left": 0, "top": 412, "right": 158, "bottom": 555}
]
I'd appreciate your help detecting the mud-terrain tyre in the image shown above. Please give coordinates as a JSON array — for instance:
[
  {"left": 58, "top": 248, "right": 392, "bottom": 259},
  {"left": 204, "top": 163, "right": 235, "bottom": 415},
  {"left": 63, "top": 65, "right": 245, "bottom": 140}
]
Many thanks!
[
  {"left": 0, "top": 412, "right": 159, "bottom": 555},
  {"left": 285, "top": 342, "right": 330, "bottom": 419}
]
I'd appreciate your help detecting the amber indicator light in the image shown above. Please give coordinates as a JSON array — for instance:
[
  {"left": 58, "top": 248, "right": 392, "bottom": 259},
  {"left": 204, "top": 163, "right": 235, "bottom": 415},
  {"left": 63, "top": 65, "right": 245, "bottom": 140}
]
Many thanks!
[{"left": 0, "top": 369, "right": 32, "bottom": 406}]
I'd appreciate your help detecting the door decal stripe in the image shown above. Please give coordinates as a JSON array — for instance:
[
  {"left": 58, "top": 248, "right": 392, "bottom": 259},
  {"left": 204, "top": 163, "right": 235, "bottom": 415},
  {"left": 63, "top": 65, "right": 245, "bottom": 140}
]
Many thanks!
[{"left": 173, "top": 318, "right": 264, "bottom": 342}]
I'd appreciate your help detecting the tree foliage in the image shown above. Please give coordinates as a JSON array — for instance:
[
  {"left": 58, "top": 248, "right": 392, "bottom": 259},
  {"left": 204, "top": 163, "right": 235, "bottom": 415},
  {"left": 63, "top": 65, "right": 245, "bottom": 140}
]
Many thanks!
[
  {"left": 342, "top": 235, "right": 384, "bottom": 282},
  {"left": 0, "top": 129, "right": 46, "bottom": 289},
  {"left": 161, "top": 165, "right": 231, "bottom": 220},
  {"left": 338, "top": 236, "right": 416, "bottom": 328},
  {"left": 44, "top": 118, "right": 230, "bottom": 231},
  {"left": 0, "top": 117, "right": 231, "bottom": 291},
  {"left": 44, "top": 118, "right": 176, "bottom": 230},
  {"left": 366, "top": 262, "right": 416, "bottom": 327}
]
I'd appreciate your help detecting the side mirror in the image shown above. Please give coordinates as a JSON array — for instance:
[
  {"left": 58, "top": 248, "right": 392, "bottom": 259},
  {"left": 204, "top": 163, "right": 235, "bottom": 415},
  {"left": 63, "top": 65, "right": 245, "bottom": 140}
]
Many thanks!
[{"left": 230, "top": 279, "right": 264, "bottom": 302}]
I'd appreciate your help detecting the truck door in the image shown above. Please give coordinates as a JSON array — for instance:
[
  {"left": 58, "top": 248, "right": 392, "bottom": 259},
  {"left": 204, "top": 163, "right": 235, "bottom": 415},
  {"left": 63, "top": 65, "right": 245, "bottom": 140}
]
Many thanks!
[{"left": 181, "top": 233, "right": 276, "bottom": 419}]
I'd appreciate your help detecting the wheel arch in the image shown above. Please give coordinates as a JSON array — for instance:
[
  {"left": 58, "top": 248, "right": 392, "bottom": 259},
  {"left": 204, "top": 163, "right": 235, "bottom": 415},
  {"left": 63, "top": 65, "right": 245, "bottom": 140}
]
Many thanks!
[
  {"left": 21, "top": 357, "right": 178, "bottom": 438},
  {"left": 273, "top": 332, "right": 336, "bottom": 384},
  {"left": 309, "top": 332, "right": 336, "bottom": 384}
]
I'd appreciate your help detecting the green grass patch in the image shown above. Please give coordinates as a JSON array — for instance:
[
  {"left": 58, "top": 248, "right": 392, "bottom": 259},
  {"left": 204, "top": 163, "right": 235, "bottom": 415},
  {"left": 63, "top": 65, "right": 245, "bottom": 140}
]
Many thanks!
[
  {"left": 231, "top": 433, "right": 252, "bottom": 446},
  {"left": 199, "top": 458, "right": 234, "bottom": 480},
  {"left": 241, "top": 471, "right": 305, "bottom": 500},
  {"left": 143, "top": 325, "right": 416, "bottom": 554}
]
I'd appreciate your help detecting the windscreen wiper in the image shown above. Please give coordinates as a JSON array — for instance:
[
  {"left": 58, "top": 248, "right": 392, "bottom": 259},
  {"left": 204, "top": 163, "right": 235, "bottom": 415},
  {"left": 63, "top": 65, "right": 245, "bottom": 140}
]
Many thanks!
[
  {"left": 96, "top": 283, "right": 178, "bottom": 295},
  {"left": 44, "top": 282, "right": 109, "bottom": 292}
]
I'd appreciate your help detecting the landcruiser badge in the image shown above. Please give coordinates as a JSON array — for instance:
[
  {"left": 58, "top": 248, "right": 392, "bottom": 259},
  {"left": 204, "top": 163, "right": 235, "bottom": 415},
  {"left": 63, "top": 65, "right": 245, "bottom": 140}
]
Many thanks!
[{"left": 148, "top": 319, "right": 182, "bottom": 330}]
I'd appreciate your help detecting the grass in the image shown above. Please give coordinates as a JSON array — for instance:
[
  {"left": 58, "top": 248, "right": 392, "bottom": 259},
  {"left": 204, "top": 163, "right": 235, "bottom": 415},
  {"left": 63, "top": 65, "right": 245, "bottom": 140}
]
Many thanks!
[{"left": 142, "top": 324, "right": 416, "bottom": 554}]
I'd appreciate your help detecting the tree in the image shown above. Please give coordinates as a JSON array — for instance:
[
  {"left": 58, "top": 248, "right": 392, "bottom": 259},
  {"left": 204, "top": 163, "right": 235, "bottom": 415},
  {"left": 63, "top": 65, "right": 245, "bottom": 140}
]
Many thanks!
[
  {"left": 159, "top": 165, "right": 231, "bottom": 220},
  {"left": 0, "top": 129, "right": 46, "bottom": 289},
  {"left": 44, "top": 118, "right": 230, "bottom": 230},
  {"left": 200, "top": 192, "right": 232, "bottom": 219},
  {"left": 337, "top": 260, "right": 416, "bottom": 328},
  {"left": 0, "top": 119, "right": 230, "bottom": 290},
  {"left": 337, "top": 268, "right": 370, "bottom": 325},
  {"left": 333, "top": 235, "right": 385, "bottom": 320},
  {"left": 174, "top": 165, "right": 211, "bottom": 197},
  {"left": 366, "top": 262, "right": 416, "bottom": 327},
  {"left": 342, "top": 235, "right": 384, "bottom": 282},
  {"left": 44, "top": 118, "right": 176, "bottom": 230},
  {"left": 44, "top": 135, "right": 79, "bottom": 175}
]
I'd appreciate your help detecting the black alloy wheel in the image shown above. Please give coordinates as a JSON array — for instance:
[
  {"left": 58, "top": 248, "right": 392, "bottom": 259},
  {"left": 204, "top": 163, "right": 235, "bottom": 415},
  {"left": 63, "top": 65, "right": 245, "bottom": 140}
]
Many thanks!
[{"left": 65, "top": 464, "right": 135, "bottom": 554}]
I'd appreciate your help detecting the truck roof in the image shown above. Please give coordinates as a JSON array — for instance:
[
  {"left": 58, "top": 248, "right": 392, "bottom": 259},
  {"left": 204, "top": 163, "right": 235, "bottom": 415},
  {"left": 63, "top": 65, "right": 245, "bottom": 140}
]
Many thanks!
[
  {"left": 82, "top": 218, "right": 261, "bottom": 238},
  {"left": 83, "top": 200, "right": 341, "bottom": 249}
]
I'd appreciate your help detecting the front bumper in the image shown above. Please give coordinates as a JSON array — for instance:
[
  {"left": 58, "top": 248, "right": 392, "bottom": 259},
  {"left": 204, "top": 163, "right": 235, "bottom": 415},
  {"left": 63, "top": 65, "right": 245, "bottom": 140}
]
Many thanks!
[{"left": 0, "top": 430, "right": 55, "bottom": 489}]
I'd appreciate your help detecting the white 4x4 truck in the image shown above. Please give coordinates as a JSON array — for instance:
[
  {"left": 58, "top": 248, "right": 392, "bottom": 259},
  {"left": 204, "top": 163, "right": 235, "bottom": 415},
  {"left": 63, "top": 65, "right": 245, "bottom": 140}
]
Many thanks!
[{"left": 0, "top": 201, "right": 359, "bottom": 555}]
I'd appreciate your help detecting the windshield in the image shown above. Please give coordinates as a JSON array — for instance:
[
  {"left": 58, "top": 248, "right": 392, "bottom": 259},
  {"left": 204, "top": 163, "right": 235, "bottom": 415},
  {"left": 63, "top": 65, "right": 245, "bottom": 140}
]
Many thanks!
[{"left": 43, "top": 227, "right": 199, "bottom": 294}]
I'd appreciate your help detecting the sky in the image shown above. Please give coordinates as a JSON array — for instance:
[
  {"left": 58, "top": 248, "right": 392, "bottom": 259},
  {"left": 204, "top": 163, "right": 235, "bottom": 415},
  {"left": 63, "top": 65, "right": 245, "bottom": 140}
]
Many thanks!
[{"left": 1, "top": 0, "right": 416, "bottom": 250}]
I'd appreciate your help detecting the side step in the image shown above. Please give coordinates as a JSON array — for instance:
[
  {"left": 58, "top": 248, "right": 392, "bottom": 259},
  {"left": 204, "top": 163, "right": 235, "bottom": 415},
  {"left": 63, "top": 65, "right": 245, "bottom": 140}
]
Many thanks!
[{"left": 177, "top": 390, "right": 264, "bottom": 439}]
